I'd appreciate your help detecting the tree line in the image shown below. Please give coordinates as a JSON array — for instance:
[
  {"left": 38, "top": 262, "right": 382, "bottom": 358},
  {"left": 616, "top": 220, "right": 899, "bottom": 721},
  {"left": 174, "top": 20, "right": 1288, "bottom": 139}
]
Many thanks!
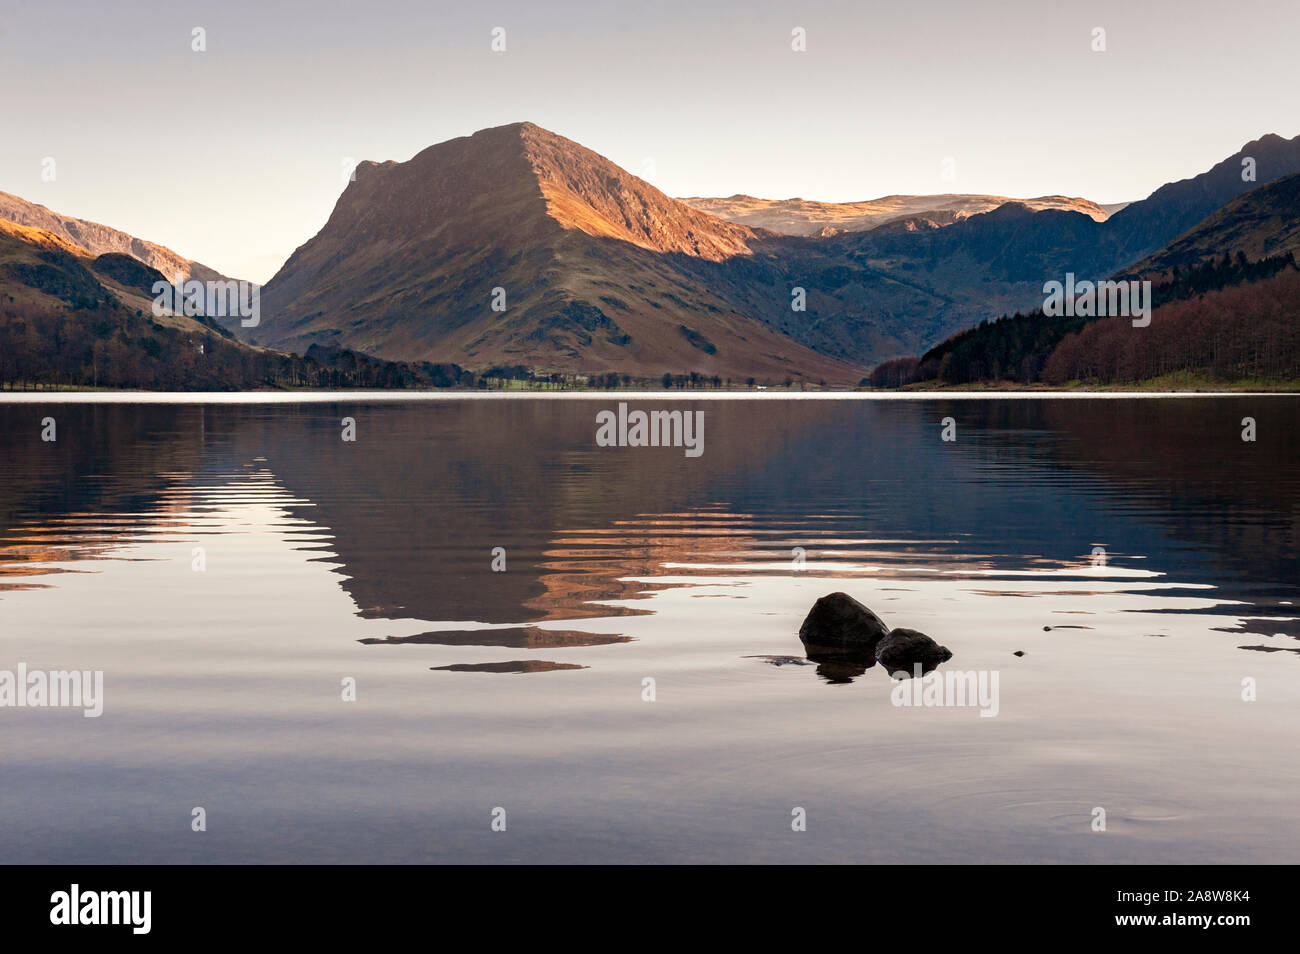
[
  {"left": 0, "top": 298, "right": 483, "bottom": 391},
  {"left": 1042, "top": 267, "right": 1300, "bottom": 385},
  {"left": 0, "top": 298, "right": 790, "bottom": 391}
]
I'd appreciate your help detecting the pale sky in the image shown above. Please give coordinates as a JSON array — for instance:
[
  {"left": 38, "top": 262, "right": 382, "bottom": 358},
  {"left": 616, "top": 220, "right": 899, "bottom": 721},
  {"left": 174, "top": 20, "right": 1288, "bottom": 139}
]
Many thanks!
[{"left": 2, "top": 0, "right": 1296, "bottom": 282}]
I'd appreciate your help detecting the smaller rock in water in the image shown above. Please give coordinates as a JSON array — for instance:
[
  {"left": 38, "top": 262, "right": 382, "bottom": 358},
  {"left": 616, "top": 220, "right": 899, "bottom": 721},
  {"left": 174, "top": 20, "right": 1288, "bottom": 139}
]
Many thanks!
[
  {"left": 876, "top": 627, "right": 953, "bottom": 676},
  {"left": 1013, "top": 650, "right": 1025, "bottom": 657},
  {"left": 798, "top": 592, "right": 890, "bottom": 658},
  {"left": 745, "top": 654, "right": 812, "bottom": 667}
]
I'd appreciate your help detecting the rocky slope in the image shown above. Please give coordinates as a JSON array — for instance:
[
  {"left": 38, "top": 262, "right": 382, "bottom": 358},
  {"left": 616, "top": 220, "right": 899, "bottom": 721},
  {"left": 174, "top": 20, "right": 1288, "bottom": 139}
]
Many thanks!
[
  {"left": 0, "top": 219, "right": 474, "bottom": 390},
  {"left": 1104, "top": 133, "right": 1300, "bottom": 267},
  {"left": 0, "top": 191, "right": 232, "bottom": 285},
  {"left": 0, "top": 219, "right": 268, "bottom": 388},
  {"left": 0, "top": 218, "right": 214, "bottom": 330}
]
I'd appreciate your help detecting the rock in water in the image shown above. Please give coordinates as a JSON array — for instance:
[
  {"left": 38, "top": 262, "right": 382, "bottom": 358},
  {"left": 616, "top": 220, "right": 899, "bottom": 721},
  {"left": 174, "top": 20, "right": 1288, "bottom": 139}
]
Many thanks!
[
  {"left": 876, "top": 627, "right": 953, "bottom": 675},
  {"left": 798, "top": 592, "right": 890, "bottom": 657}
]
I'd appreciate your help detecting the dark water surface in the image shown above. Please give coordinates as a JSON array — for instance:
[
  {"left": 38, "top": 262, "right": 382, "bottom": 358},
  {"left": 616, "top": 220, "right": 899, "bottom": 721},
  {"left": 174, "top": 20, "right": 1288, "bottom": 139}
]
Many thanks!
[{"left": 1, "top": 395, "right": 1297, "bottom": 863}]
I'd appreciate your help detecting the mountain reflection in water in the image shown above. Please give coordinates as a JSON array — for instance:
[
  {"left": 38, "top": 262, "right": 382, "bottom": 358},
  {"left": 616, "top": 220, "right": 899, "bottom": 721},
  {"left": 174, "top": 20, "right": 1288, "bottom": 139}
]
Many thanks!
[{"left": 0, "top": 396, "right": 1297, "bottom": 863}]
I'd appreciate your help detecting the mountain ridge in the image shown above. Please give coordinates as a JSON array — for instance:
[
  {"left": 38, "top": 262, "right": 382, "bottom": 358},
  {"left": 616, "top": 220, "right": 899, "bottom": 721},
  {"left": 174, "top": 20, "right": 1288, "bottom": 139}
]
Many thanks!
[
  {"left": 680, "top": 192, "right": 1117, "bottom": 236},
  {"left": 1125, "top": 171, "right": 1300, "bottom": 274},
  {"left": 0, "top": 191, "right": 236, "bottom": 286}
]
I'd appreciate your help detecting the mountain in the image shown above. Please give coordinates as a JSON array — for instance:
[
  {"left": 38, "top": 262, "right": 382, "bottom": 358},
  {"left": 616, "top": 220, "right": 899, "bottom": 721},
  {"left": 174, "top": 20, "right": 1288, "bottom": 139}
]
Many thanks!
[
  {"left": 679, "top": 193, "right": 1115, "bottom": 235},
  {"left": 1125, "top": 171, "right": 1300, "bottom": 274},
  {"left": 248, "top": 122, "right": 863, "bottom": 383},
  {"left": 242, "top": 126, "right": 1124, "bottom": 376},
  {"left": 1104, "top": 133, "right": 1300, "bottom": 266},
  {"left": 0, "top": 191, "right": 233, "bottom": 285},
  {"left": 864, "top": 133, "right": 1300, "bottom": 284}
]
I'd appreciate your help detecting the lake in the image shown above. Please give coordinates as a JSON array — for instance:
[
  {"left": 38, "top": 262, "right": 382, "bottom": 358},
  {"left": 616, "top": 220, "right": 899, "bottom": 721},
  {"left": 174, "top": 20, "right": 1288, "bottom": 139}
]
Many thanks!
[{"left": 1, "top": 394, "right": 1297, "bottom": 863}]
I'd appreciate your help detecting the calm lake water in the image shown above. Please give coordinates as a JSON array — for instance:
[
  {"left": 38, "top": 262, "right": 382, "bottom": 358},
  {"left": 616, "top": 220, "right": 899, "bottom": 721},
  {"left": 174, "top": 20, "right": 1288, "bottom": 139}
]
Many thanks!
[{"left": 1, "top": 394, "right": 1297, "bottom": 863}]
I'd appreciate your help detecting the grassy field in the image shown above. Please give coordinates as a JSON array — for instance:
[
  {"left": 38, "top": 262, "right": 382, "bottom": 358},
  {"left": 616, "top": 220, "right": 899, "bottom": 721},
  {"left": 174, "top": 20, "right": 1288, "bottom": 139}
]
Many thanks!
[{"left": 902, "top": 373, "right": 1300, "bottom": 393}]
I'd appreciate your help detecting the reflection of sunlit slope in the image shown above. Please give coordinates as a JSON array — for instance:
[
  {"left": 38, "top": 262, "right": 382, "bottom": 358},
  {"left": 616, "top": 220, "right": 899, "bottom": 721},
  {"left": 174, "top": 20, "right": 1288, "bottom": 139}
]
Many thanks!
[
  {"left": 0, "top": 539, "right": 109, "bottom": 590},
  {"left": 527, "top": 508, "right": 763, "bottom": 621},
  {"left": 222, "top": 399, "right": 914, "bottom": 627},
  {"left": 527, "top": 506, "right": 1040, "bottom": 621},
  {"left": 521, "top": 503, "right": 1189, "bottom": 636},
  {"left": 0, "top": 471, "right": 325, "bottom": 590},
  {"left": 0, "top": 483, "right": 203, "bottom": 591},
  {"left": 0, "top": 463, "right": 460, "bottom": 647},
  {"left": 0, "top": 457, "right": 637, "bottom": 655},
  {"left": 0, "top": 405, "right": 209, "bottom": 532}
]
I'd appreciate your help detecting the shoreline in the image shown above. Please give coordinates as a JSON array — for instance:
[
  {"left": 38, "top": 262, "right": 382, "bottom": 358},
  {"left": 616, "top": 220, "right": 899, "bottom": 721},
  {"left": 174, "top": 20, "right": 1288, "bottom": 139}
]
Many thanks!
[{"left": 2, "top": 389, "right": 1297, "bottom": 403}]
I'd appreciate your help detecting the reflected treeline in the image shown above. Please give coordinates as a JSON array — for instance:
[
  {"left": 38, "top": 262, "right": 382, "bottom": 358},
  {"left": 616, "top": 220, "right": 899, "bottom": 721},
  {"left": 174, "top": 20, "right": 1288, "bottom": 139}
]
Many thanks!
[
  {"left": 915, "top": 398, "right": 1300, "bottom": 591},
  {"left": 0, "top": 405, "right": 217, "bottom": 587},
  {"left": 0, "top": 404, "right": 210, "bottom": 529}
]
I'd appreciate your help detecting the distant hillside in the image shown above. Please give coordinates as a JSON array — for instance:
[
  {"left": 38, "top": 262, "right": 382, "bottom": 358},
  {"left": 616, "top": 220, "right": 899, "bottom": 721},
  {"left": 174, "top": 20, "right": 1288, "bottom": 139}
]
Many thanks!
[
  {"left": 0, "top": 218, "right": 225, "bottom": 331},
  {"left": 679, "top": 193, "right": 1114, "bottom": 235},
  {"left": 737, "top": 131, "right": 1300, "bottom": 369},
  {"left": 1104, "top": 133, "right": 1300, "bottom": 266},
  {"left": 903, "top": 252, "right": 1296, "bottom": 387},
  {"left": 0, "top": 191, "right": 234, "bottom": 285},
  {"left": 1126, "top": 172, "right": 1300, "bottom": 274}
]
